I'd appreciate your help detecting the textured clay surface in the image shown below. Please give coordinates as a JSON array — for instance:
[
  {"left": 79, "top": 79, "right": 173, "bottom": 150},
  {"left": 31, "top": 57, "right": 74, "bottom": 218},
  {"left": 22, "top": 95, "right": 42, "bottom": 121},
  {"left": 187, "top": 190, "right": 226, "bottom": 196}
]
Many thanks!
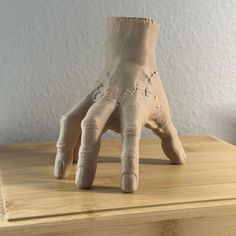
[
  {"left": 54, "top": 17, "right": 186, "bottom": 193},
  {"left": 1, "top": 1, "right": 236, "bottom": 144}
]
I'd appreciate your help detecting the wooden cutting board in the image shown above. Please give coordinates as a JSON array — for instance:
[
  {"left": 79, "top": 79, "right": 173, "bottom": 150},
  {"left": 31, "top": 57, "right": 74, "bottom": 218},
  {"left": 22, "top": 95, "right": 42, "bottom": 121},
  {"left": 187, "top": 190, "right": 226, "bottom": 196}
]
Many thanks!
[{"left": 1, "top": 136, "right": 236, "bottom": 236}]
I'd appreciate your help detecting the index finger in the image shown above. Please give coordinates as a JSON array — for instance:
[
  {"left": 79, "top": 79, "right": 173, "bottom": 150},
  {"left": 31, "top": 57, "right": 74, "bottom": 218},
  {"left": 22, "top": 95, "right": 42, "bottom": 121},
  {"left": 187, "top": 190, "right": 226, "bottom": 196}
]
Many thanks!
[{"left": 54, "top": 93, "right": 93, "bottom": 178}]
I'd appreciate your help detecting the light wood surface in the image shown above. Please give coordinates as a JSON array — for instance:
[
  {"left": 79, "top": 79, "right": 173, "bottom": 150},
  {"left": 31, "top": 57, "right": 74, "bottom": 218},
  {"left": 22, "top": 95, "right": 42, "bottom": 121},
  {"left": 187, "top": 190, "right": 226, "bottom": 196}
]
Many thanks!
[{"left": 0, "top": 136, "right": 236, "bottom": 235}]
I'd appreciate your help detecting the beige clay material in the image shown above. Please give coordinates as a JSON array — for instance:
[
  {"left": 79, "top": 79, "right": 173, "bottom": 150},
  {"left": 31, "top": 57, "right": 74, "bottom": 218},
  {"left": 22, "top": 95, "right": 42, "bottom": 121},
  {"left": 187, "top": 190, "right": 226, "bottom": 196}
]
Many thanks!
[{"left": 54, "top": 17, "right": 187, "bottom": 193}]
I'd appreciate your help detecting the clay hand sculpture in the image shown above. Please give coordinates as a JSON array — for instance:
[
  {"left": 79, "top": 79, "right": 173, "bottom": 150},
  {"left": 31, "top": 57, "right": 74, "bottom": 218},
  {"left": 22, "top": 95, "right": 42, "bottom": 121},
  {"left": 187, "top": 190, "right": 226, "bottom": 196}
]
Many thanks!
[{"left": 54, "top": 17, "right": 186, "bottom": 193}]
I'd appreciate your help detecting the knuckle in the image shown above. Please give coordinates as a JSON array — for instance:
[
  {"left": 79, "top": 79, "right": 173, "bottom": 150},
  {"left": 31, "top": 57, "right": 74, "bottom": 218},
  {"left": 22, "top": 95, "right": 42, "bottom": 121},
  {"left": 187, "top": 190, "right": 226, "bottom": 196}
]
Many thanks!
[
  {"left": 122, "top": 126, "right": 141, "bottom": 137},
  {"left": 81, "top": 117, "right": 99, "bottom": 130},
  {"left": 60, "top": 114, "right": 70, "bottom": 124},
  {"left": 94, "top": 85, "right": 119, "bottom": 104},
  {"left": 121, "top": 150, "right": 137, "bottom": 159},
  {"left": 102, "top": 92, "right": 118, "bottom": 104},
  {"left": 60, "top": 109, "right": 78, "bottom": 124}
]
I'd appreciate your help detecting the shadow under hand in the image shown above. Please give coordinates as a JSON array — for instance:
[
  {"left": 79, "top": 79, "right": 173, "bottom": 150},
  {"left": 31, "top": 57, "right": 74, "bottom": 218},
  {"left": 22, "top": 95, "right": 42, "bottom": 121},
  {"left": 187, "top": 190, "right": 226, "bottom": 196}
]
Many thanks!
[
  {"left": 87, "top": 185, "right": 121, "bottom": 194},
  {"left": 47, "top": 156, "right": 171, "bottom": 194},
  {"left": 98, "top": 156, "right": 171, "bottom": 165}
]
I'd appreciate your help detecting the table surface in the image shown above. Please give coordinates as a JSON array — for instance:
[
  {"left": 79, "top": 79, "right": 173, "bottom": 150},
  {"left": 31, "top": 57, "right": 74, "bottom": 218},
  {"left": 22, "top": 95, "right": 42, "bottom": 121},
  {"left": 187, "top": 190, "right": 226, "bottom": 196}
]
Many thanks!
[{"left": 0, "top": 135, "right": 236, "bottom": 228}]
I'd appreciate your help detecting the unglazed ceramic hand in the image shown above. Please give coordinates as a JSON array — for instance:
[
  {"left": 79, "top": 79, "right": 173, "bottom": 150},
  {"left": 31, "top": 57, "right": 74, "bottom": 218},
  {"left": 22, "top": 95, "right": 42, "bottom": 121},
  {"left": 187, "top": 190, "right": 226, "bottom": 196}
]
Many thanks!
[{"left": 54, "top": 17, "right": 186, "bottom": 193}]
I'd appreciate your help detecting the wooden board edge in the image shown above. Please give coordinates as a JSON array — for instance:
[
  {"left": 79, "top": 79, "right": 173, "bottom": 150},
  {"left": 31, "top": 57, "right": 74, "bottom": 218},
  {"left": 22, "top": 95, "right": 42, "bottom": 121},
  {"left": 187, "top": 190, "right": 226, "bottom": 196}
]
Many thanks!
[
  {"left": 2, "top": 197, "right": 236, "bottom": 229},
  {"left": 208, "top": 135, "right": 236, "bottom": 148}
]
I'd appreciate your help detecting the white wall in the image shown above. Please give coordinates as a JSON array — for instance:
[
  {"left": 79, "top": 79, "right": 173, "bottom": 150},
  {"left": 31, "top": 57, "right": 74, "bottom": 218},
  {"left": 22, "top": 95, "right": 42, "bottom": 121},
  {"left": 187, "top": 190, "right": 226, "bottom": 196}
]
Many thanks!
[{"left": 1, "top": 0, "right": 236, "bottom": 145}]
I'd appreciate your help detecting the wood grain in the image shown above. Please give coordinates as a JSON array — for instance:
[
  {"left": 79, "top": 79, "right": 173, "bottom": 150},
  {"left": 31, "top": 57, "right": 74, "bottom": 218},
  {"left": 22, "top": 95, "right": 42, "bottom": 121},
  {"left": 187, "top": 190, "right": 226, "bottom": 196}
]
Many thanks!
[{"left": 0, "top": 136, "right": 236, "bottom": 235}]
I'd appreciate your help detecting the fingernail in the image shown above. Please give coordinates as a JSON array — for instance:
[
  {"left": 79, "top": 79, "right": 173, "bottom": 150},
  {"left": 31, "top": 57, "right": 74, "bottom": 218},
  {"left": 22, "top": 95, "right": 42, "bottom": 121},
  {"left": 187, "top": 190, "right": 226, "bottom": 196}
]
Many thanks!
[
  {"left": 54, "top": 160, "right": 65, "bottom": 179},
  {"left": 121, "top": 174, "right": 138, "bottom": 193}
]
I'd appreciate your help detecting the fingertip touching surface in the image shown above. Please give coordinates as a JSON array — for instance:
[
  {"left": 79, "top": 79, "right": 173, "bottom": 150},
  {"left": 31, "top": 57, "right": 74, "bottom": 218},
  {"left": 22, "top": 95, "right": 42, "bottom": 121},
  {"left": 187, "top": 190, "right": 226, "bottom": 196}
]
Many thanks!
[{"left": 121, "top": 173, "right": 138, "bottom": 193}]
